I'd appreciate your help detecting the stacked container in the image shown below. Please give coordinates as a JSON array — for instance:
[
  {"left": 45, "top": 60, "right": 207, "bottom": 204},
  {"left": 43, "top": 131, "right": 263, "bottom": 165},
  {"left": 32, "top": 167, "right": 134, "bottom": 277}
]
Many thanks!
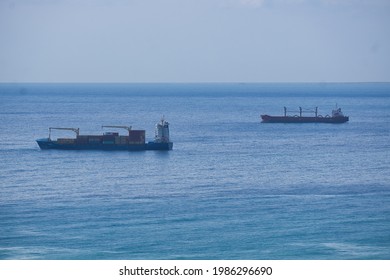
[
  {"left": 129, "top": 130, "right": 145, "bottom": 145},
  {"left": 75, "top": 135, "right": 89, "bottom": 144},
  {"left": 88, "top": 136, "right": 102, "bottom": 144},
  {"left": 57, "top": 138, "right": 75, "bottom": 144}
]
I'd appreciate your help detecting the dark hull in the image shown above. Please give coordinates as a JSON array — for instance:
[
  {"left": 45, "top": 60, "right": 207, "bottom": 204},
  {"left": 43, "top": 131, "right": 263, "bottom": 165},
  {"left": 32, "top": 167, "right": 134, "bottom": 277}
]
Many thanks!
[
  {"left": 261, "top": 115, "right": 349, "bottom": 123},
  {"left": 36, "top": 138, "right": 173, "bottom": 151}
]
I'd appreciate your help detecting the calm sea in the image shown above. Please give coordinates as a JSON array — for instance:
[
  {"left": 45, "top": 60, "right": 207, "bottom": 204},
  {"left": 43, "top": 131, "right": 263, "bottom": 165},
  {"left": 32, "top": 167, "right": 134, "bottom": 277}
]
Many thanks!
[{"left": 0, "top": 83, "right": 389, "bottom": 260}]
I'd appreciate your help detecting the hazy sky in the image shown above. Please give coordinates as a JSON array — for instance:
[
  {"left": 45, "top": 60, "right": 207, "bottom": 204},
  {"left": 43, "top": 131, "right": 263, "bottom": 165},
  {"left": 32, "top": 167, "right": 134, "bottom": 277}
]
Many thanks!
[{"left": 0, "top": 0, "right": 389, "bottom": 82}]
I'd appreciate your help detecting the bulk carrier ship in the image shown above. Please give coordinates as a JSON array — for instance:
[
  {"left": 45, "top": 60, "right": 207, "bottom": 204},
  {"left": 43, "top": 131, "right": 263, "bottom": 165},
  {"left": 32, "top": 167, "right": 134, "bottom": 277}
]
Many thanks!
[
  {"left": 261, "top": 107, "right": 349, "bottom": 123},
  {"left": 36, "top": 118, "right": 173, "bottom": 151}
]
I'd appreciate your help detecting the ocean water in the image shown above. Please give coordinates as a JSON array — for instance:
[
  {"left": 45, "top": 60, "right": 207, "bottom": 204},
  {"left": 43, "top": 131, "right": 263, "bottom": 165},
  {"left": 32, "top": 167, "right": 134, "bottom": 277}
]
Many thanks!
[{"left": 0, "top": 83, "right": 389, "bottom": 260}]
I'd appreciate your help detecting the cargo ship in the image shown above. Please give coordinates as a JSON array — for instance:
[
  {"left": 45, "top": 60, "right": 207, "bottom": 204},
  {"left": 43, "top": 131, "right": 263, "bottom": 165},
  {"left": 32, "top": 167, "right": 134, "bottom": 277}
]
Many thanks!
[
  {"left": 36, "top": 118, "right": 173, "bottom": 151},
  {"left": 261, "top": 107, "right": 349, "bottom": 123}
]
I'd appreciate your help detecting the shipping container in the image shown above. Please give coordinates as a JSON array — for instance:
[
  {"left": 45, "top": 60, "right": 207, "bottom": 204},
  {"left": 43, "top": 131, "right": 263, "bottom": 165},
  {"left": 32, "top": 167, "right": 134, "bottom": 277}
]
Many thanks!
[
  {"left": 114, "top": 135, "right": 129, "bottom": 145},
  {"left": 57, "top": 138, "right": 75, "bottom": 144},
  {"left": 103, "top": 132, "right": 119, "bottom": 136},
  {"left": 88, "top": 138, "right": 101, "bottom": 143},
  {"left": 119, "top": 136, "right": 129, "bottom": 145},
  {"left": 129, "top": 130, "right": 145, "bottom": 143},
  {"left": 102, "top": 136, "right": 115, "bottom": 142},
  {"left": 75, "top": 136, "right": 88, "bottom": 144}
]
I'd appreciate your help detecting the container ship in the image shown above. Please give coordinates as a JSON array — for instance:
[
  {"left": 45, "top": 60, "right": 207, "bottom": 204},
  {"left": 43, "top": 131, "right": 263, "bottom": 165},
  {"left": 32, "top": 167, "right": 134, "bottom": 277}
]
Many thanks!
[
  {"left": 36, "top": 118, "right": 173, "bottom": 151},
  {"left": 261, "top": 107, "right": 349, "bottom": 123}
]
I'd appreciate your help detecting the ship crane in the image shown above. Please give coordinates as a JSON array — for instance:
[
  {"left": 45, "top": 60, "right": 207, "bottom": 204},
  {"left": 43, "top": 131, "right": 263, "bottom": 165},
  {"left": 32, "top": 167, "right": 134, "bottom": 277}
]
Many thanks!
[{"left": 49, "top": 127, "right": 79, "bottom": 139}]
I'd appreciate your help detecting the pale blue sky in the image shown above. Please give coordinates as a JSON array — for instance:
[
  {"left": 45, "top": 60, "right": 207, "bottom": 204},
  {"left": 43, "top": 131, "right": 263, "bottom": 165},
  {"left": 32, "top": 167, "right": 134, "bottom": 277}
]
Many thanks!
[{"left": 0, "top": 0, "right": 389, "bottom": 82}]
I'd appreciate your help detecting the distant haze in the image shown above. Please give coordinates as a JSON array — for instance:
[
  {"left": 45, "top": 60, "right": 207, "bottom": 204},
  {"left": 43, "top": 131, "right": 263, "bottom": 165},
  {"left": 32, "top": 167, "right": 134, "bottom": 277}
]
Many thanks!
[{"left": 0, "top": 0, "right": 389, "bottom": 82}]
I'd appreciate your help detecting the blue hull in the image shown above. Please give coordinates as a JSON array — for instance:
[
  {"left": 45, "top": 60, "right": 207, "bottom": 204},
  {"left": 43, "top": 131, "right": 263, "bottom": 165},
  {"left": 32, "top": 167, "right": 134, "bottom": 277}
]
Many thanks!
[{"left": 36, "top": 138, "right": 173, "bottom": 151}]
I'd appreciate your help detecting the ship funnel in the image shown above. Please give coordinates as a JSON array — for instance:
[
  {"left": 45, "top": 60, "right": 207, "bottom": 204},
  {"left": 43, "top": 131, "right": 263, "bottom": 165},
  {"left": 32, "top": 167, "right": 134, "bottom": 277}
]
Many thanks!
[{"left": 155, "top": 117, "right": 170, "bottom": 143}]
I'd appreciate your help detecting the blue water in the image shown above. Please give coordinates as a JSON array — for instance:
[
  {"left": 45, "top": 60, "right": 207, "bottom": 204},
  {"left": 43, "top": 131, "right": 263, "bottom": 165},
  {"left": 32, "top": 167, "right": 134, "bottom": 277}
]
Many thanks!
[{"left": 0, "top": 83, "right": 389, "bottom": 260}]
